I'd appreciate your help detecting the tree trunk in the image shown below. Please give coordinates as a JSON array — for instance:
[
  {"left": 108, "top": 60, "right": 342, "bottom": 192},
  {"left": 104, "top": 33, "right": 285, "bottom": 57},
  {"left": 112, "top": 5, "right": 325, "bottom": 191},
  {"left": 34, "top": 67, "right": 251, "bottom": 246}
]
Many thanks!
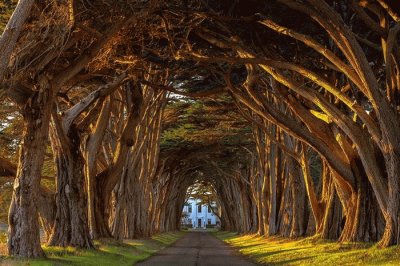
[
  {"left": 48, "top": 125, "right": 93, "bottom": 248},
  {"left": 268, "top": 134, "right": 278, "bottom": 235},
  {"left": 0, "top": 0, "right": 34, "bottom": 81},
  {"left": 319, "top": 184, "right": 342, "bottom": 239},
  {"left": 92, "top": 171, "right": 113, "bottom": 238},
  {"left": 8, "top": 80, "right": 54, "bottom": 258},
  {"left": 260, "top": 173, "right": 269, "bottom": 235},
  {"left": 277, "top": 165, "right": 293, "bottom": 237},
  {"left": 37, "top": 188, "right": 56, "bottom": 242},
  {"left": 380, "top": 150, "right": 400, "bottom": 246},
  {"left": 336, "top": 146, "right": 384, "bottom": 242},
  {"left": 287, "top": 155, "right": 308, "bottom": 238},
  {"left": 300, "top": 147, "right": 324, "bottom": 234}
]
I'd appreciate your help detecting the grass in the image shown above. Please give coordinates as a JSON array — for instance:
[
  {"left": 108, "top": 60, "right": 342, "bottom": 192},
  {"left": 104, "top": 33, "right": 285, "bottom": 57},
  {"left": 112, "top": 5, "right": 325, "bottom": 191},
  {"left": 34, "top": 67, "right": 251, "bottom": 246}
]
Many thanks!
[
  {"left": 0, "top": 231, "right": 185, "bottom": 266},
  {"left": 0, "top": 231, "right": 6, "bottom": 255},
  {"left": 213, "top": 231, "right": 400, "bottom": 265}
]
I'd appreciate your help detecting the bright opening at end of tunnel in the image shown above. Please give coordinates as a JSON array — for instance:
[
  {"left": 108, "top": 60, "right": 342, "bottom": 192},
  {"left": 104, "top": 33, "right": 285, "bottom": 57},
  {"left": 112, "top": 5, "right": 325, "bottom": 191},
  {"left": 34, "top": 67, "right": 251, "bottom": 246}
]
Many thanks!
[{"left": 181, "top": 181, "right": 221, "bottom": 230}]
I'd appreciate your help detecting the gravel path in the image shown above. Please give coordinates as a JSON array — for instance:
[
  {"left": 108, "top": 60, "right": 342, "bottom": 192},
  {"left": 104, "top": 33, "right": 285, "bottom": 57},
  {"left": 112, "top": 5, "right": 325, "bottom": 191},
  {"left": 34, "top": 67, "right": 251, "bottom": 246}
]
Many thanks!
[{"left": 137, "top": 231, "right": 256, "bottom": 266}]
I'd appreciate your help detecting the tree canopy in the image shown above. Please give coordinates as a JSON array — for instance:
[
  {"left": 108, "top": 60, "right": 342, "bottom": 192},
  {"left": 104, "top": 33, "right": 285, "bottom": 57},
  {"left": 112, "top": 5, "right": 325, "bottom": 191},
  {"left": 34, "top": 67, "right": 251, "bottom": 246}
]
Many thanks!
[{"left": 1, "top": 0, "right": 400, "bottom": 259}]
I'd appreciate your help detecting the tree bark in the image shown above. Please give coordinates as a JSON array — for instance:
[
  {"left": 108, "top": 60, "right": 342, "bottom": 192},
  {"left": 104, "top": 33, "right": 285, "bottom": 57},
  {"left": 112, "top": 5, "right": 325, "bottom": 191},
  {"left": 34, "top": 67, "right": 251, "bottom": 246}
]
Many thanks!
[
  {"left": 7, "top": 78, "right": 54, "bottom": 258},
  {"left": 48, "top": 122, "right": 93, "bottom": 248},
  {"left": 287, "top": 154, "right": 308, "bottom": 238},
  {"left": 0, "top": 0, "right": 35, "bottom": 81},
  {"left": 92, "top": 82, "right": 143, "bottom": 238}
]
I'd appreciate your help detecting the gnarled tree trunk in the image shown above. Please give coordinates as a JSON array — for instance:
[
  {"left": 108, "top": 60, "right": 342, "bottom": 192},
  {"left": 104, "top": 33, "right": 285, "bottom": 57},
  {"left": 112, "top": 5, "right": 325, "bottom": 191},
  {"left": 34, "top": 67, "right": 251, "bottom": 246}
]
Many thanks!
[
  {"left": 48, "top": 123, "right": 93, "bottom": 248},
  {"left": 8, "top": 80, "right": 54, "bottom": 258}
]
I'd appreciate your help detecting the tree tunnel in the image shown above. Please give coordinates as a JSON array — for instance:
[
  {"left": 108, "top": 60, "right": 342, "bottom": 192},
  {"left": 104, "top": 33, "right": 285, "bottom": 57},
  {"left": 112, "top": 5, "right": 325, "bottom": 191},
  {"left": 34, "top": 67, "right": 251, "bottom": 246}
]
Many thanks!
[{"left": 0, "top": 0, "right": 400, "bottom": 259}]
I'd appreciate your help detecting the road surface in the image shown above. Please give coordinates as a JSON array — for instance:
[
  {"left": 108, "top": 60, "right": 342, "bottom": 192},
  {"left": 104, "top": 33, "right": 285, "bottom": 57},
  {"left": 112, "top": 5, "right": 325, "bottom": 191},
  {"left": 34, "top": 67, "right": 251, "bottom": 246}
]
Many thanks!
[{"left": 137, "top": 231, "right": 256, "bottom": 266}]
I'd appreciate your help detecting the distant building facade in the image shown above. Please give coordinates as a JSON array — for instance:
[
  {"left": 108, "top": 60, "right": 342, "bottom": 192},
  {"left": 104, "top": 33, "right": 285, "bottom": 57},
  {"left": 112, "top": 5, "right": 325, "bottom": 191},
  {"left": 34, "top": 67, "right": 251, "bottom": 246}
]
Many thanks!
[{"left": 181, "top": 198, "right": 220, "bottom": 228}]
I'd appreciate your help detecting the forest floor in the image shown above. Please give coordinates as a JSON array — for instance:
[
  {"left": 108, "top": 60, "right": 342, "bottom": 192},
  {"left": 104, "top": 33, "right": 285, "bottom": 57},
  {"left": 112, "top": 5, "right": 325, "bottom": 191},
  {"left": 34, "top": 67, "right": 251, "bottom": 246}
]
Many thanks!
[
  {"left": 0, "top": 231, "right": 185, "bottom": 266},
  {"left": 213, "top": 231, "right": 400, "bottom": 265}
]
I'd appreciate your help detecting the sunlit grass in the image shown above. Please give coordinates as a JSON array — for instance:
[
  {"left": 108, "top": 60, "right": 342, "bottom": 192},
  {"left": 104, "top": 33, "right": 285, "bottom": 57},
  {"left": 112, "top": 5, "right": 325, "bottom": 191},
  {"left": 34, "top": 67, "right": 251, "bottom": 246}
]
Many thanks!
[
  {"left": 0, "top": 231, "right": 185, "bottom": 266},
  {"left": 213, "top": 231, "right": 400, "bottom": 265}
]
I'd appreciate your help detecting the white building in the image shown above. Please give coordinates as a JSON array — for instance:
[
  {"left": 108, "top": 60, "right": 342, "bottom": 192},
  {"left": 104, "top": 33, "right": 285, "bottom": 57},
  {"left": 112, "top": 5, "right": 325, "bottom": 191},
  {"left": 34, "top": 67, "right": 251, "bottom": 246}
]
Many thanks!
[{"left": 181, "top": 198, "right": 220, "bottom": 229}]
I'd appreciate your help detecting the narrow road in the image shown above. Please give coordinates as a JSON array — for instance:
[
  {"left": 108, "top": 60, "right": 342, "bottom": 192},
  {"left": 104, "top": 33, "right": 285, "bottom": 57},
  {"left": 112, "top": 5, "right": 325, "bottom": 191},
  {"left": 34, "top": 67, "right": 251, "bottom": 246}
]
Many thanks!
[{"left": 137, "top": 231, "right": 256, "bottom": 266}]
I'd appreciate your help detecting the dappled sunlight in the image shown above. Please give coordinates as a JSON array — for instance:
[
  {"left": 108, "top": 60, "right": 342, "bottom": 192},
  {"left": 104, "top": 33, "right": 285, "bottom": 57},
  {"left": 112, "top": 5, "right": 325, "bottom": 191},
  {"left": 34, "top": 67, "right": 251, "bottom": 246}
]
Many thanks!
[
  {"left": 214, "top": 231, "right": 400, "bottom": 265},
  {"left": 123, "top": 240, "right": 145, "bottom": 247}
]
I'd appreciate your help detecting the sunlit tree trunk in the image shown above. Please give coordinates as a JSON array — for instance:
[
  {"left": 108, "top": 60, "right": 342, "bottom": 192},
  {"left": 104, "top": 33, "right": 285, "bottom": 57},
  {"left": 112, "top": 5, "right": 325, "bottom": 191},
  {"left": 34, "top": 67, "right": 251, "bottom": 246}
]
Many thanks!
[
  {"left": 8, "top": 79, "right": 54, "bottom": 258},
  {"left": 48, "top": 122, "right": 92, "bottom": 248}
]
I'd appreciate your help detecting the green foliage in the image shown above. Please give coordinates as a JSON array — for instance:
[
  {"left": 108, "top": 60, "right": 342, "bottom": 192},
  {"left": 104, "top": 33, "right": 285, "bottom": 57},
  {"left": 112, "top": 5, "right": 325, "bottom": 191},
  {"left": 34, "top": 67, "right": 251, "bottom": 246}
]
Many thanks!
[
  {"left": 186, "top": 181, "right": 218, "bottom": 208},
  {"left": 0, "top": 105, "right": 22, "bottom": 159},
  {"left": 0, "top": 107, "right": 55, "bottom": 223},
  {"left": 0, "top": 181, "right": 12, "bottom": 223},
  {"left": 0, "top": 231, "right": 6, "bottom": 255},
  {"left": 213, "top": 231, "right": 400, "bottom": 265},
  {"left": 161, "top": 98, "right": 252, "bottom": 150},
  {"left": 0, "top": 0, "right": 16, "bottom": 32},
  {"left": 0, "top": 231, "right": 6, "bottom": 243},
  {"left": 0, "top": 231, "right": 186, "bottom": 265},
  {"left": 162, "top": 123, "right": 197, "bottom": 146},
  {"left": 0, "top": 105, "right": 23, "bottom": 223}
]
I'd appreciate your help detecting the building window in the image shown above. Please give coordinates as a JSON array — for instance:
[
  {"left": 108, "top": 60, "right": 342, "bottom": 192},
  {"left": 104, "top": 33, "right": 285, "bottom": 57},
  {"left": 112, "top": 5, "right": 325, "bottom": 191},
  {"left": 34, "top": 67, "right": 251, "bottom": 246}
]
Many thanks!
[
  {"left": 198, "top": 205, "right": 202, "bottom": 212},
  {"left": 208, "top": 219, "right": 211, "bottom": 225},
  {"left": 188, "top": 205, "right": 192, "bottom": 213},
  {"left": 188, "top": 218, "right": 192, "bottom": 224},
  {"left": 208, "top": 206, "right": 211, "bottom": 213}
]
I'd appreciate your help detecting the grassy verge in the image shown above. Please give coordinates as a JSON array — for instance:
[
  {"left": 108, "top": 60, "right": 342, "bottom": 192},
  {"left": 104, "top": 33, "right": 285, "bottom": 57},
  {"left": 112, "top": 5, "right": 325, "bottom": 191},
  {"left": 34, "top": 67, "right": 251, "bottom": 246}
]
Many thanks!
[
  {"left": 0, "top": 231, "right": 6, "bottom": 255},
  {"left": 213, "top": 231, "right": 400, "bottom": 265},
  {"left": 0, "top": 231, "right": 185, "bottom": 266}
]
